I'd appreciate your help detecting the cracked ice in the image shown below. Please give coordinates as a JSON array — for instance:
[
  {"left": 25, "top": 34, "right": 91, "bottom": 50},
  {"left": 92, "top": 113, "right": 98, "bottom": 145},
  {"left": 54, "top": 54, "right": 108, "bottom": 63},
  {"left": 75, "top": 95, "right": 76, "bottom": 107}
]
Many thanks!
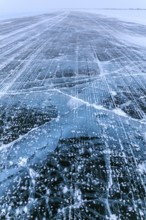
[{"left": 0, "top": 10, "right": 146, "bottom": 220}]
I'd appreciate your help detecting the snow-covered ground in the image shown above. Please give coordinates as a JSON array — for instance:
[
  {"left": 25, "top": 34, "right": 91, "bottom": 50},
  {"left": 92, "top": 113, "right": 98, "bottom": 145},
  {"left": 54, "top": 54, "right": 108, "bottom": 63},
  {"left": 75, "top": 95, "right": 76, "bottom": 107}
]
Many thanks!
[
  {"left": 83, "top": 9, "right": 146, "bottom": 26},
  {"left": 0, "top": 10, "right": 60, "bottom": 21},
  {"left": 79, "top": 9, "right": 146, "bottom": 48}
]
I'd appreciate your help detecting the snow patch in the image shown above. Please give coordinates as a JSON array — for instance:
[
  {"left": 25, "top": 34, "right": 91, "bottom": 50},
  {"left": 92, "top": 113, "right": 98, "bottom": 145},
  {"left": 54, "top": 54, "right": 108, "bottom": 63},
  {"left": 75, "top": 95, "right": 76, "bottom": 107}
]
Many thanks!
[
  {"left": 116, "top": 32, "right": 146, "bottom": 48},
  {"left": 18, "top": 157, "right": 28, "bottom": 167},
  {"left": 67, "top": 97, "right": 84, "bottom": 109},
  {"left": 110, "top": 214, "right": 118, "bottom": 220},
  {"left": 63, "top": 186, "right": 68, "bottom": 194},
  {"left": 137, "top": 163, "right": 146, "bottom": 175},
  {"left": 143, "top": 132, "right": 146, "bottom": 142},
  {"left": 112, "top": 108, "right": 127, "bottom": 117},
  {"left": 110, "top": 91, "right": 117, "bottom": 96}
]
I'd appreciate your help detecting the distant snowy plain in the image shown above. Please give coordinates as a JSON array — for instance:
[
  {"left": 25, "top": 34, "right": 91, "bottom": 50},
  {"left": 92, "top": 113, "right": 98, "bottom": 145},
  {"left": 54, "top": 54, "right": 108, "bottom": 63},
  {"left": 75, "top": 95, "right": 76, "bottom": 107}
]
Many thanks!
[{"left": 81, "top": 9, "right": 146, "bottom": 26}]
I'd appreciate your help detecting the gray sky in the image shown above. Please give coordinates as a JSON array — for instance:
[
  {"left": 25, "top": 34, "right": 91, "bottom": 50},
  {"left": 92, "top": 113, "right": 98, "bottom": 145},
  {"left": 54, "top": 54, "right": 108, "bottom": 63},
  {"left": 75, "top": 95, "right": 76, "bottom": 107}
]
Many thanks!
[{"left": 0, "top": 0, "right": 146, "bottom": 15}]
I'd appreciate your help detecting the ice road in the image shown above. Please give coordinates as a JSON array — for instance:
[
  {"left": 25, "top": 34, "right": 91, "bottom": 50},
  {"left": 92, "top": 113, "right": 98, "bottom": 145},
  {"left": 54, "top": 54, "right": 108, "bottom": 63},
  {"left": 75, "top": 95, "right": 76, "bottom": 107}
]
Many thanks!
[{"left": 0, "top": 11, "right": 146, "bottom": 219}]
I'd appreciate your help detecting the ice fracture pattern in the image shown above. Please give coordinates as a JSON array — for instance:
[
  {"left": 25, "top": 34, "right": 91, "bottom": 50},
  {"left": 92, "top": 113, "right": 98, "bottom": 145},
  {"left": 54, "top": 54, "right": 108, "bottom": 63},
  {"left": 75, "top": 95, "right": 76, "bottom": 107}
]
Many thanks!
[{"left": 0, "top": 11, "right": 146, "bottom": 220}]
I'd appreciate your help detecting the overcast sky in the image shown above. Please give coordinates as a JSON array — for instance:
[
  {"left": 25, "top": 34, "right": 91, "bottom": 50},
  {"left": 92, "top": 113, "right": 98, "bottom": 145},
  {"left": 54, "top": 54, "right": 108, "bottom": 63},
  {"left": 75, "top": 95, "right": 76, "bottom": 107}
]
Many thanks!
[{"left": 0, "top": 0, "right": 146, "bottom": 15}]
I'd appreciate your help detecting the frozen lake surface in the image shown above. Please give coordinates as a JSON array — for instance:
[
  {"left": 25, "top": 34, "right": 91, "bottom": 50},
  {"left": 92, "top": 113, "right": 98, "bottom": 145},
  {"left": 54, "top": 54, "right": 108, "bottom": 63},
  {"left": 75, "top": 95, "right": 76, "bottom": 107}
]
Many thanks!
[
  {"left": 83, "top": 9, "right": 146, "bottom": 26},
  {"left": 0, "top": 10, "right": 146, "bottom": 219}
]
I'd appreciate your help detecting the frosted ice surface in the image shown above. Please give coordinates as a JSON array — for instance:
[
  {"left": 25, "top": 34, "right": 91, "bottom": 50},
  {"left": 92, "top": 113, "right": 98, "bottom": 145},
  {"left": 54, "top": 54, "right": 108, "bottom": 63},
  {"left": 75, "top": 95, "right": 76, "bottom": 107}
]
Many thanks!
[
  {"left": 0, "top": 10, "right": 146, "bottom": 219},
  {"left": 83, "top": 9, "right": 146, "bottom": 26}
]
